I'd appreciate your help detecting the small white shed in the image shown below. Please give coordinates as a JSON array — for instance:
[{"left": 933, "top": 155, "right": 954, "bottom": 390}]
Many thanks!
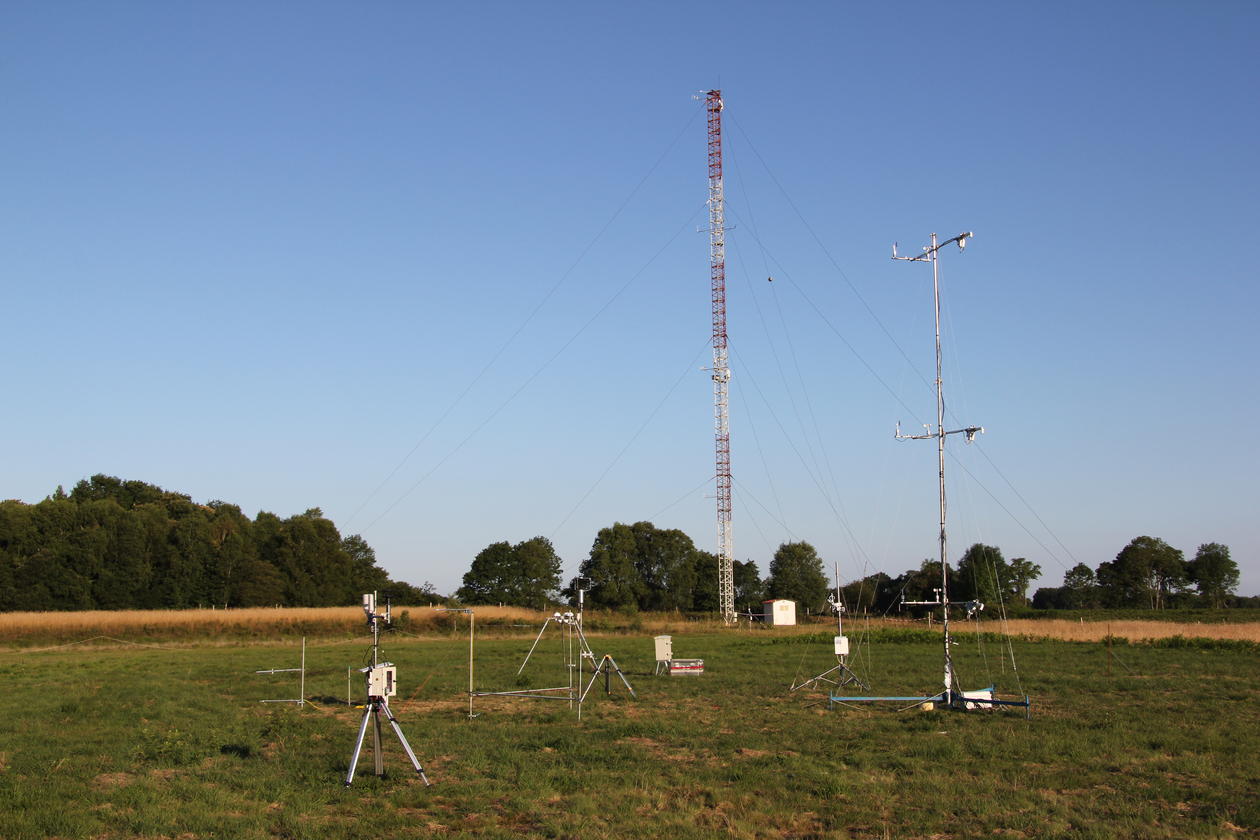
[{"left": 763, "top": 599, "right": 797, "bottom": 626}]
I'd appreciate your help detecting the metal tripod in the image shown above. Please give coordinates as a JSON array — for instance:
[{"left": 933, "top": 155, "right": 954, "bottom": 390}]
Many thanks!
[
  {"left": 582, "top": 653, "right": 636, "bottom": 703},
  {"left": 475, "top": 601, "right": 636, "bottom": 719},
  {"left": 790, "top": 658, "right": 869, "bottom": 693},
  {"left": 344, "top": 692, "right": 430, "bottom": 787},
  {"left": 344, "top": 592, "right": 432, "bottom": 786},
  {"left": 791, "top": 586, "right": 870, "bottom": 694}
]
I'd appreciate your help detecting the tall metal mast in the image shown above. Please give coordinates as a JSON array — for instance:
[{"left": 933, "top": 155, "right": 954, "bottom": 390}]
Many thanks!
[
  {"left": 828, "top": 232, "right": 1029, "bottom": 715},
  {"left": 894, "top": 231, "right": 982, "bottom": 706},
  {"left": 705, "top": 89, "right": 735, "bottom": 624}
]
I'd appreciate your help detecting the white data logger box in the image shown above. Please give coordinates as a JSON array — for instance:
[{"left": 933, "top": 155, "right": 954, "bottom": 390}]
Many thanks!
[
  {"left": 654, "top": 635, "right": 673, "bottom": 662},
  {"left": 366, "top": 663, "right": 397, "bottom": 698}
]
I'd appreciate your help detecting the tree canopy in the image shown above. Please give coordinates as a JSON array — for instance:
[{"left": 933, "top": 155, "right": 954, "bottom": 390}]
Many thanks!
[
  {"left": 13, "top": 479, "right": 1241, "bottom": 617},
  {"left": 954, "top": 543, "right": 1009, "bottom": 606},
  {"left": 1032, "top": 537, "right": 1240, "bottom": 610},
  {"left": 569, "top": 521, "right": 707, "bottom": 612},
  {"left": 1187, "top": 542, "right": 1239, "bottom": 608},
  {"left": 1096, "top": 536, "right": 1187, "bottom": 609},
  {"left": 454, "top": 536, "right": 562, "bottom": 609},
  {"left": 766, "top": 541, "right": 830, "bottom": 613},
  {"left": 545, "top": 521, "right": 767, "bottom": 615},
  {"left": 0, "top": 474, "right": 429, "bottom": 611},
  {"left": 952, "top": 544, "right": 1042, "bottom": 608}
]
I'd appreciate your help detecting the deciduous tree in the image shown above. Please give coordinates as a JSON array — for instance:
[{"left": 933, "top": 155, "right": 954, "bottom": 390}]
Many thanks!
[
  {"left": 1096, "top": 536, "right": 1186, "bottom": 609},
  {"left": 766, "top": 541, "right": 829, "bottom": 613},
  {"left": 0, "top": 475, "right": 417, "bottom": 611},
  {"left": 510, "top": 536, "right": 564, "bottom": 609},
  {"left": 955, "top": 543, "right": 1010, "bottom": 606},
  {"left": 456, "top": 541, "right": 515, "bottom": 605},
  {"left": 690, "top": 550, "right": 719, "bottom": 613},
  {"left": 733, "top": 559, "right": 765, "bottom": 613},
  {"left": 1187, "top": 542, "right": 1238, "bottom": 608},
  {"left": 1062, "top": 562, "right": 1099, "bottom": 608},
  {"left": 1007, "top": 557, "right": 1042, "bottom": 606},
  {"left": 630, "top": 523, "right": 699, "bottom": 612}
]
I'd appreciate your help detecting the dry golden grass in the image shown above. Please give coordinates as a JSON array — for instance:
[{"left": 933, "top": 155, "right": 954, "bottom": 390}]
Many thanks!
[
  {"left": 0, "top": 605, "right": 358, "bottom": 633},
  {"left": 0, "top": 604, "right": 540, "bottom": 641},
  {"left": 742, "top": 615, "right": 1260, "bottom": 643},
  {"left": 1, "top": 606, "right": 1257, "bottom": 645},
  {"left": 956, "top": 618, "right": 1260, "bottom": 643}
]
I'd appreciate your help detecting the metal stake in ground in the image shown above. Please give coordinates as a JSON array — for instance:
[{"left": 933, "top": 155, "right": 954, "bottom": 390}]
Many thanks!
[
  {"left": 435, "top": 606, "right": 477, "bottom": 719},
  {"left": 344, "top": 592, "right": 431, "bottom": 786},
  {"left": 256, "top": 636, "right": 306, "bottom": 706}
]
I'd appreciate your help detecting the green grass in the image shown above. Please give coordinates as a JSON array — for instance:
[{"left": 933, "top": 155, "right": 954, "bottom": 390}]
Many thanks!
[{"left": 0, "top": 630, "right": 1256, "bottom": 839}]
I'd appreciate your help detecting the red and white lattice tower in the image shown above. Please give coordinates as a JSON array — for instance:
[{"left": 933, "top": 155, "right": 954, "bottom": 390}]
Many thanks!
[{"left": 705, "top": 90, "right": 735, "bottom": 624}]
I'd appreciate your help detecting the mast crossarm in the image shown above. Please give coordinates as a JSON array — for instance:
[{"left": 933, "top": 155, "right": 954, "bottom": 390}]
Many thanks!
[
  {"left": 894, "top": 421, "right": 934, "bottom": 441},
  {"left": 944, "top": 426, "right": 984, "bottom": 443},
  {"left": 895, "top": 424, "right": 984, "bottom": 442}
]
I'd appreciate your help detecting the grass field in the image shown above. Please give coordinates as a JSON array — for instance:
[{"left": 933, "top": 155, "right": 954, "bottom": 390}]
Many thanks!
[{"left": 1, "top": 613, "right": 1257, "bottom": 839}]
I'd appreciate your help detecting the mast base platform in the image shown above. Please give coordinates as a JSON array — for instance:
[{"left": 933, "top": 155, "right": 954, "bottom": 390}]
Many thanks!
[{"left": 829, "top": 686, "right": 1031, "bottom": 718}]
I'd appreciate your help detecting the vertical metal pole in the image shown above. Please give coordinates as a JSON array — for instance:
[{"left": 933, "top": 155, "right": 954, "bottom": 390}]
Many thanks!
[
  {"left": 371, "top": 591, "right": 380, "bottom": 668},
  {"left": 931, "top": 233, "right": 955, "bottom": 705},
  {"left": 299, "top": 637, "right": 306, "bottom": 708},
  {"left": 834, "top": 562, "right": 843, "bottom": 636},
  {"left": 894, "top": 230, "right": 975, "bottom": 706},
  {"left": 468, "top": 611, "right": 475, "bottom": 718}
]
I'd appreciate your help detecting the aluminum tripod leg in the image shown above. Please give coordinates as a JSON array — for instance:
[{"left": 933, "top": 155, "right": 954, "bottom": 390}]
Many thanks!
[
  {"left": 372, "top": 706, "right": 384, "bottom": 777},
  {"left": 606, "top": 655, "right": 636, "bottom": 698},
  {"left": 791, "top": 660, "right": 869, "bottom": 693},
  {"left": 345, "top": 699, "right": 432, "bottom": 786},
  {"left": 517, "top": 617, "right": 554, "bottom": 675},
  {"left": 380, "top": 698, "right": 431, "bottom": 786},
  {"left": 344, "top": 702, "right": 375, "bottom": 786},
  {"left": 580, "top": 655, "right": 637, "bottom": 702}
]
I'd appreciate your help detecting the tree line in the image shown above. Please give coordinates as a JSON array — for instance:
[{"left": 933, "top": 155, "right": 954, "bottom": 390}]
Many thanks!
[
  {"left": 835, "top": 544, "right": 1043, "bottom": 616},
  {"left": 455, "top": 525, "right": 1246, "bottom": 616},
  {"left": 455, "top": 519, "right": 898, "bottom": 615},
  {"left": 831, "top": 539, "right": 1243, "bottom": 615},
  {"left": 0, "top": 475, "right": 433, "bottom": 611},
  {"left": 1030, "top": 537, "right": 1241, "bottom": 610},
  {"left": 455, "top": 521, "right": 1058, "bottom": 616},
  {"left": 454, "top": 521, "right": 831, "bottom": 614},
  {"left": 4, "top": 476, "right": 1243, "bottom": 616}
]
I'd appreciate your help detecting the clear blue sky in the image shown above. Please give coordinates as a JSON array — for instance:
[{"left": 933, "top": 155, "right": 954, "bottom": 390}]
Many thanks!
[{"left": 4, "top": 1, "right": 1257, "bottom": 598}]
